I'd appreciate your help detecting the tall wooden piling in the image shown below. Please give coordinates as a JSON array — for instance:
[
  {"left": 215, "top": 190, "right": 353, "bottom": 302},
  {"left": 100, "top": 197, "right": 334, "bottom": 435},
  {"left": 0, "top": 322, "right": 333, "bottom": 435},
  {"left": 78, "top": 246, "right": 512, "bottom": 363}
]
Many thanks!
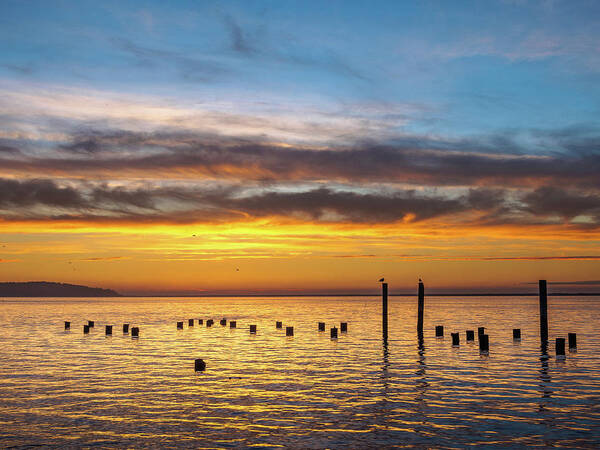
[
  {"left": 539, "top": 280, "right": 548, "bottom": 344},
  {"left": 382, "top": 282, "right": 388, "bottom": 337},
  {"left": 417, "top": 280, "right": 424, "bottom": 333}
]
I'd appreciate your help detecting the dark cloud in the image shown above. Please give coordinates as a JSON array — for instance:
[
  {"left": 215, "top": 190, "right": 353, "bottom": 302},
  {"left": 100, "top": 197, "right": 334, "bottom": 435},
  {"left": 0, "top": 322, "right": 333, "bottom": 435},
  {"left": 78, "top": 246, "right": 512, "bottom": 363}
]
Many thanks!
[
  {"left": 521, "top": 186, "right": 600, "bottom": 220},
  {"left": 0, "top": 178, "right": 84, "bottom": 208}
]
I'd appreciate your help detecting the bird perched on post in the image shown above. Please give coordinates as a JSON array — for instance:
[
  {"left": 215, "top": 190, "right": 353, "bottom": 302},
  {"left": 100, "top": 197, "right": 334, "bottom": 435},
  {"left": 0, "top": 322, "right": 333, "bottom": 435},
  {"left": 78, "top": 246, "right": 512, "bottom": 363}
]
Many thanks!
[{"left": 378, "top": 277, "right": 385, "bottom": 282}]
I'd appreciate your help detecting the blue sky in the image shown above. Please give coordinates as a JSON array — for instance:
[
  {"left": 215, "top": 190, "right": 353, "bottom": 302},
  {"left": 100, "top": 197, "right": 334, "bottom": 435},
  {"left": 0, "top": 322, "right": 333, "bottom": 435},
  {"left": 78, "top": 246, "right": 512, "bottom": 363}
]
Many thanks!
[{"left": 2, "top": 0, "right": 599, "bottom": 143}]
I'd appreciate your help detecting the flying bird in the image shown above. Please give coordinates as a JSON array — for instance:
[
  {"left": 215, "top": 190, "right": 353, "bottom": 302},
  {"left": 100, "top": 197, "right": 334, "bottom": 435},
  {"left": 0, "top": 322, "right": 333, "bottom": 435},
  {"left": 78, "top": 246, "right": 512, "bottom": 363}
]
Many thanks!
[{"left": 378, "top": 277, "right": 385, "bottom": 282}]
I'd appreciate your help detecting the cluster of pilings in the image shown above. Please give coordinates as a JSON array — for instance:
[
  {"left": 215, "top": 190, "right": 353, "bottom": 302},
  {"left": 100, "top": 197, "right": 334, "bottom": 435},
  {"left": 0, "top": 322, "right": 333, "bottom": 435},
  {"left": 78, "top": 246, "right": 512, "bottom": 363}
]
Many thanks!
[
  {"left": 66, "top": 320, "right": 139, "bottom": 337},
  {"left": 382, "top": 278, "right": 578, "bottom": 359}
]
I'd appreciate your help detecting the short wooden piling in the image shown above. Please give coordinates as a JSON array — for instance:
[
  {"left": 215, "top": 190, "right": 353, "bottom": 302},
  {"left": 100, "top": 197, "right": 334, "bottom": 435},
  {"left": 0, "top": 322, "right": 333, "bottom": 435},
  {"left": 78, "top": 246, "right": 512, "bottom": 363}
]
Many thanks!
[
  {"left": 513, "top": 329, "right": 521, "bottom": 340},
  {"left": 556, "top": 337, "right": 566, "bottom": 358},
  {"left": 123, "top": 324, "right": 129, "bottom": 333},
  {"left": 539, "top": 280, "right": 548, "bottom": 344},
  {"left": 230, "top": 321, "right": 237, "bottom": 328},
  {"left": 207, "top": 319, "right": 213, "bottom": 327},
  {"left": 466, "top": 330, "right": 475, "bottom": 341},
  {"left": 478, "top": 327, "right": 485, "bottom": 338},
  {"left": 198, "top": 319, "right": 203, "bottom": 325},
  {"left": 88, "top": 320, "right": 94, "bottom": 328},
  {"left": 435, "top": 325, "right": 444, "bottom": 337},
  {"left": 220, "top": 318, "right": 226, "bottom": 326},
  {"left": 131, "top": 327, "right": 139, "bottom": 337},
  {"left": 64, "top": 321, "right": 70, "bottom": 330},
  {"left": 276, "top": 321, "right": 282, "bottom": 329},
  {"left": 194, "top": 358, "right": 206, "bottom": 372},
  {"left": 382, "top": 282, "right": 388, "bottom": 337},
  {"left": 568, "top": 333, "right": 577, "bottom": 349},
  {"left": 340, "top": 322, "right": 348, "bottom": 332},
  {"left": 177, "top": 321, "right": 184, "bottom": 329},
  {"left": 286, "top": 326, "right": 294, "bottom": 336},
  {"left": 417, "top": 280, "right": 424, "bottom": 333},
  {"left": 83, "top": 324, "right": 90, "bottom": 334},
  {"left": 318, "top": 322, "right": 325, "bottom": 331},
  {"left": 188, "top": 319, "right": 194, "bottom": 327},
  {"left": 479, "top": 334, "right": 489, "bottom": 354},
  {"left": 249, "top": 324, "right": 257, "bottom": 333},
  {"left": 105, "top": 325, "right": 112, "bottom": 335},
  {"left": 331, "top": 327, "right": 338, "bottom": 338},
  {"left": 451, "top": 332, "right": 459, "bottom": 346}
]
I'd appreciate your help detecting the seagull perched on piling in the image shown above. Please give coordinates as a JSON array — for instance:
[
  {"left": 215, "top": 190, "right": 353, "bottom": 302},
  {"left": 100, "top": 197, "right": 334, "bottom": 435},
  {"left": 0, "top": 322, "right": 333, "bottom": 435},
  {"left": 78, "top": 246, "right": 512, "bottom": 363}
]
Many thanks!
[{"left": 378, "top": 277, "right": 385, "bottom": 282}]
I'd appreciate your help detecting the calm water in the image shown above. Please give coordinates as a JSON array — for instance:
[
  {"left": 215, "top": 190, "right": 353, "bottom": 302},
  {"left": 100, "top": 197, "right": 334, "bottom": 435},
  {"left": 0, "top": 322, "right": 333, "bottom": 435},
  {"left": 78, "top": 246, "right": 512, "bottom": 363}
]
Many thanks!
[{"left": 0, "top": 295, "right": 599, "bottom": 448}]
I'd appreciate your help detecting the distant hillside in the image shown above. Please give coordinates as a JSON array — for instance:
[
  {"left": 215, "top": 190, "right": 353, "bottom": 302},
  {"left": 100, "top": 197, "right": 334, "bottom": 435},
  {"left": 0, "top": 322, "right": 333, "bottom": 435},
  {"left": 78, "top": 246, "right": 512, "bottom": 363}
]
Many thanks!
[{"left": 0, "top": 282, "right": 120, "bottom": 297}]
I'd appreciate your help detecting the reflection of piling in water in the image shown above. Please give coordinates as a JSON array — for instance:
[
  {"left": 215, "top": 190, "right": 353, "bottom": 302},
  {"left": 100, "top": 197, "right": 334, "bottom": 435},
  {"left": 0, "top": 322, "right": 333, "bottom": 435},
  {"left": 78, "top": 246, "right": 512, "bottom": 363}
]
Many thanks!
[
  {"left": 123, "top": 324, "right": 129, "bottom": 333},
  {"left": 177, "top": 321, "right": 183, "bottom": 329},
  {"left": 479, "top": 334, "right": 489, "bottom": 354},
  {"left": 451, "top": 332, "right": 459, "bottom": 346},
  {"left": 340, "top": 322, "right": 347, "bottom": 332},
  {"left": 382, "top": 282, "right": 388, "bottom": 337},
  {"left": 276, "top": 321, "right": 282, "bottom": 329},
  {"left": 230, "top": 321, "right": 237, "bottom": 328},
  {"left": 513, "top": 328, "right": 521, "bottom": 339},
  {"left": 188, "top": 319, "right": 194, "bottom": 327},
  {"left": 539, "top": 280, "right": 548, "bottom": 344},
  {"left": 249, "top": 324, "right": 257, "bottom": 333},
  {"left": 318, "top": 322, "right": 325, "bottom": 331},
  {"left": 466, "top": 330, "right": 475, "bottom": 341},
  {"left": 105, "top": 325, "right": 112, "bottom": 335},
  {"left": 131, "top": 327, "right": 139, "bottom": 337},
  {"left": 568, "top": 333, "right": 577, "bottom": 349},
  {"left": 417, "top": 280, "right": 424, "bottom": 333},
  {"left": 435, "top": 325, "right": 444, "bottom": 337},
  {"left": 286, "top": 326, "right": 294, "bottom": 336},
  {"left": 64, "top": 321, "right": 70, "bottom": 330},
  {"left": 331, "top": 327, "right": 338, "bottom": 339},
  {"left": 195, "top": 358, "right": 206, "bottom": 371},
  {"left": 83, "top": 324, "right": 90, "bottom": 334},
  {"left": 556, "top": 338, "right": 566, "bottom": 358}
]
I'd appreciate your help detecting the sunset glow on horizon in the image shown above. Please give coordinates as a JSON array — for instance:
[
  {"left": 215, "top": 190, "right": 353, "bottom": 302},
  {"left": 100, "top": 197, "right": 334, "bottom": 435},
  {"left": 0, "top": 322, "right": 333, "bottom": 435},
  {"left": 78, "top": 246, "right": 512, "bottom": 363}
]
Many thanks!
[{"left": 1, "top": 1, "right": 599, "bottom": 294}]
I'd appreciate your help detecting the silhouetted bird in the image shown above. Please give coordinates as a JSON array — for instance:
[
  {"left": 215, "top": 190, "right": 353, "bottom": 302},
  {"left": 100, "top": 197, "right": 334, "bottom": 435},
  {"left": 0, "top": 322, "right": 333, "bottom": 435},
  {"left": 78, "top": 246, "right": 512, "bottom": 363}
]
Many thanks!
[
  {"left": 378, "top": 277, "right": 385, "bottom": 282},
  {"left": 419, "top": 278, "right": 422, "bottom": 283}
]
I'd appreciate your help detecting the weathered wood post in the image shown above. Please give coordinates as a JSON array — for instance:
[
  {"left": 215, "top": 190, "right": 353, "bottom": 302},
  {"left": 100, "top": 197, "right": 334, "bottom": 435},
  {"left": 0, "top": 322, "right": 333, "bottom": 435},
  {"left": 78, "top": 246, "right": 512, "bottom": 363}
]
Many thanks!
[
  {"left": 131, "top": 327, "right": 139, "bottom": 337},
  {"left": 123, "top": 324, "right": 129, "bottom": 333},
  {"left": 513, "top": 329, "right": 521, "bottom": 340},
  {"left": 195, "top": 358, "right": 206, "bottom": 371},
  {"left": 555, "top": 337, "right": 565, "bottom": 358},
  {"left": 417, "top": 280, "right": 424, "bottom": 333},
  {"left": 249, "top": 324, "right": 257, "bottom": 333},
  {"left": 177, "top": 321, "right": 184, "bottom": 329},
  {"left": 568, "top": 332, "right": 577, "bottom": 349},
  {"left": 466, "top": 330, "right": 475, "bottom": 341},
  {"left": 230, "top": 321, "right": 237, "bottom": 328},
  {"left": 340, "top": 322, "right": 348, "bottom": 332},
  {"left": 331, "top": 327, "right": 338, "bottom": 338},
  {"left": 105, "top": 325, "right": 112, "bottom": 335},
  {"left": 83, "top": 324, "right": 90, "bottom": 334},
  {"left": 478, "top": 327, "right": 485, "bottom": 339},
  {"left": 276, "top": 321, "right": 282, "bottom": 329},
  {"left": 539, "top": 280, "right": 548, "bottom": 344},
  {"left": 318, "top": 322, "right": 325, "bottom": 331},
  {"left": 479, "top": 334, "right": 489, "bottom": 354},
  {"left": 88, "top": 320, "right": 94, "bottom": 328},
  {"left": 64, "top": 321, "right": 70, "bottom": 330},
  {"left": 382, "top": 282, "right": 388, "bottom": 337},
  {"left": 286, "top": 326, "right": 294, "bottom": 336},
  {"left": 188, "top": 319, "right": 194, "bottom": 327},
  {"left": 435, "top": 325, "right": 444, "bottom": 337}
]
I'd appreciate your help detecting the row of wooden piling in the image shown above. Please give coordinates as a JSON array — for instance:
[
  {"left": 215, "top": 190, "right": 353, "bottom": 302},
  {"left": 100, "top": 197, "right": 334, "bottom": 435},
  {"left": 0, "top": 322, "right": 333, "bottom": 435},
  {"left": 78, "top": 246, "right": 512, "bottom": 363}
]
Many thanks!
[{"left": 65, "top": 320, "right": 139, "bottom": 337}]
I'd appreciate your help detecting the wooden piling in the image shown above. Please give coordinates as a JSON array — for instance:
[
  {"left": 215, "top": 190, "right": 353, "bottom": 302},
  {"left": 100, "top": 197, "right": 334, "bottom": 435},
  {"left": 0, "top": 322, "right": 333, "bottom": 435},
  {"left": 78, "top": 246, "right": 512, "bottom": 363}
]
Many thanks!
[
  {"left": 382, "top": 282, "right": 388, "bottom": 337},
  {"left": 131, "top": 327, "right": 139, "bottom": 337},
  {"left": 83, "top": 324, "right": 90, "bottom": 334},
  {"left": 188, "top": 319, "right": 194, "bottom": 327},
  {"left": 568, "top": 332, "right": 577, "bottom": 349},
  {"left": 340, "top": 322, "right": 348, "bottom": 332},
  {"left": 198, "top": 319, "right": 203, "bottom": 325},
  {"left": 230, "top": 321, "right": 237, "bottom": 328},
  {"left": 195, "top": 358, "right": 206, "bottom": 371},
  {"left": 88, "top": 320, "right": 94, "bottom": 328},
  {"left": 513, "top": 328, "right": 521, "bottom": 340},
  {"left": 478, "top": 327, "right": 485, "bottom": 338},
  {"left": 331, "top": 327, "right": 338, "bottom": 338},
  {"left": 451, "top": 332, "right": 459, "bottom": 346},
  {"left": 177, "top": 321, "right": 184, "bottom": 329},
  {"left": 318, "top": 322, "right": 325, "bottom": 331},
  {"left": 276, "top": 321, "right": 282, "bottom": 329},
  {"left": 539, "top": 280, "right": 548, "bottom": 344},
  {"left": 466, "top": 330, "right": 475, "bottom": 341},
  {"left": 220, "top": 318, "right": 226, "bottom": 326},
  {"left": 286, "top": 326, "right": 294, "bottom": 336},
  {"left": 479, "top": 334, "right": 489, "bottom": 354},
  {"left": 105, "top": 325, "right": 112, "bottom": 335},
  {"left": 417, "top": 280, "right": 424, "bottom": 333},
  {"left": 556, "top": 337, "right": 566, "bottom": 358},
  {"left": 435, "top": 325, "right": 444, "bottom": 337},
  {"left": 64, "top": 321, "right": 70, "bottom": 330},
  {"left": 123, "top": 324, "right": 129, "bottom": 333},
  {"left": 207, "top": 319, "right": 213, "bottom": 327},
  {"left": 249, "top": 324, "right": 257, "bottom": 333}
]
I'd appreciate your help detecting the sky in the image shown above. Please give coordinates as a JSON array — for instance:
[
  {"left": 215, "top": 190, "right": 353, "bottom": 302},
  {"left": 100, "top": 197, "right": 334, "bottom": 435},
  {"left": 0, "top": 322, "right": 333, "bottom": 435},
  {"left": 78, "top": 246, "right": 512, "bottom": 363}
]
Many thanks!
[{"left": 1, "top": 0, "right": 599, "bottom": 295}]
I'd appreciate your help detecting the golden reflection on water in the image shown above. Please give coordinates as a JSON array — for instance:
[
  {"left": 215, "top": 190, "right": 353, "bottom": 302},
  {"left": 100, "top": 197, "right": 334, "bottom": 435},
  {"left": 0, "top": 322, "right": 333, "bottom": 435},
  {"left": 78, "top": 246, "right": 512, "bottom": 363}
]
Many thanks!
[{"left": 0, "top": 296, "right": 599, "bottom": 447}]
